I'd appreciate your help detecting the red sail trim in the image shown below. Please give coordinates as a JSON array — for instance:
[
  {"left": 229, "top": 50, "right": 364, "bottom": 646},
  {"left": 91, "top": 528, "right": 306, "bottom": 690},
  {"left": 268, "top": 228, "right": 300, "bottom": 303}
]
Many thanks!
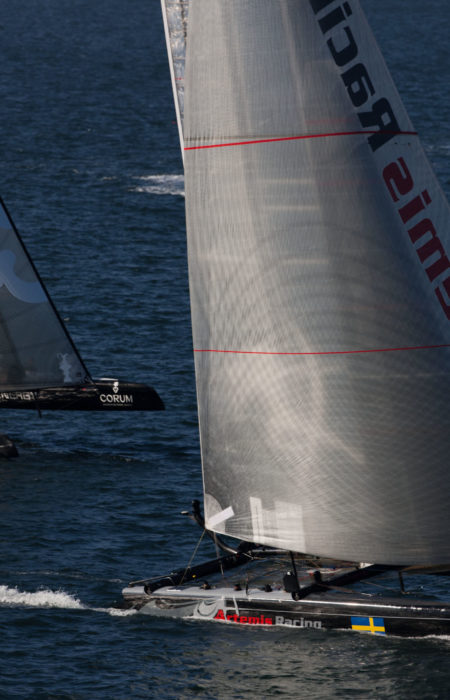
[
  {"left": 184, "top": 130, "right": 418, "bottom": 151},
  {"left": 194, "top": 344, "right": 450, "bottom": 356}
]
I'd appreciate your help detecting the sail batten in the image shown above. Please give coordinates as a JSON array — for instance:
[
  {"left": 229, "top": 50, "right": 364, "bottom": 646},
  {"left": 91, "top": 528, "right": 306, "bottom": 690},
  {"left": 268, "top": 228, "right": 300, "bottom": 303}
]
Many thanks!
[
  {"left": 194, "top": 344, "right": 450, "bottom": 356},
  {"left": 184, "top": 130, "right": 419, "bottom": 151},
  {"left": 182, "top": 0, "right": 450, "bottom": 566}
]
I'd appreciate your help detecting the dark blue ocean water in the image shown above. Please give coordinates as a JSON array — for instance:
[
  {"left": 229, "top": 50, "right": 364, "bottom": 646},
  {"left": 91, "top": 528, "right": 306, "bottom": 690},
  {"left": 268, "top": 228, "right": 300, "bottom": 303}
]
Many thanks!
[{"left": 1, "top": 1, "right": 450, "bottom": 697}]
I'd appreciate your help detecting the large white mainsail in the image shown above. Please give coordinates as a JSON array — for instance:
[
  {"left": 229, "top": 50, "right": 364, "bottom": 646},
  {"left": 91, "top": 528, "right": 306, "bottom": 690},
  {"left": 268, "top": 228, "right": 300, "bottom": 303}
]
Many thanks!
[
  {"left": 0, "top": 198, "right": 88, "bottom": 391},
  {"left": 182, "top": 0, "right": 450, "bottom": 566}
]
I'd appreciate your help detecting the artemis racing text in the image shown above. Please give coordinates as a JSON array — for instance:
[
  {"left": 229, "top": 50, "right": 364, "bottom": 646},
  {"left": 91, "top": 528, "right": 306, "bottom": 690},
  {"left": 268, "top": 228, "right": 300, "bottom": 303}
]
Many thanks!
[
  {"left": 214, "top": 609, "right": 322, "bottom": 628},
  {"left": 383, "top": 158, "right": 450, "bottom": 319},
  {"left": 310, "top": 0, "right": 450, "bottom": 320},
  {"left": 214, "top": 610, "right": 273, "bottom": 625},
  {"left": 309, "top": 0, "right": 401, "bottom": 152}
]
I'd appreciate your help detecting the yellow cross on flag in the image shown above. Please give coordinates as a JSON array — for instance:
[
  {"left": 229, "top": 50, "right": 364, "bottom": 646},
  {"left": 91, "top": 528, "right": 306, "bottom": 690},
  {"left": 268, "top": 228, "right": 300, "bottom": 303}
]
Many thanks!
[{"left": 351, "top": 616, "right": 386, "bottom": 635}]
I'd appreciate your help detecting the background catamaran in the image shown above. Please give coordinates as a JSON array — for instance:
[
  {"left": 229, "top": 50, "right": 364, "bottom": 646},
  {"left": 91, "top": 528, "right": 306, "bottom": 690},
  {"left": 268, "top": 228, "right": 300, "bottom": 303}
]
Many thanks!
[
  {"left": 123, "top": 0, "right": 450, "bottom": 635},
  {"left": 0, "top": 196, "right": 163, "bottom": 454}
]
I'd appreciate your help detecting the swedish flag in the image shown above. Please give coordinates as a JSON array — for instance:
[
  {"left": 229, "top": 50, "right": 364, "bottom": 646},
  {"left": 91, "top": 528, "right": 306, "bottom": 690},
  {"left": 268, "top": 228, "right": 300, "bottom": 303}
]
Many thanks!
[{"left": 351, "top": 616, "right": 386, "bottom": 635}]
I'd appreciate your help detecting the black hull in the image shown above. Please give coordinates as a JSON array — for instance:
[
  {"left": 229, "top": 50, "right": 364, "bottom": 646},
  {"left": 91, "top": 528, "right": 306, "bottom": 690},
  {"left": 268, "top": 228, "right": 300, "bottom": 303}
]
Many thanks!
[
  {"left": 0, "top": 379, "right": 164, "bottom": 411},
  {"left": 123, "top": 585, "right": 450, "bottom": 637}
]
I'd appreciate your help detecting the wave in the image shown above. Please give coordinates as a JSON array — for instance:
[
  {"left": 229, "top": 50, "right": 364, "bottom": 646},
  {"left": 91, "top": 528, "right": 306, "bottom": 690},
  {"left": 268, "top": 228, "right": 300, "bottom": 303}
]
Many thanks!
[
  {"left": 0, "top": 584, "right": 84, "bottom": 609},
  {"left": 132, "top": 174, "right": 185, "bottom": 196},
  {"left": 0, "top": 585, "right": 136, "bottom": 616},
  {"left": 99, "top": 606, "right": 137, "bottom": 617}
]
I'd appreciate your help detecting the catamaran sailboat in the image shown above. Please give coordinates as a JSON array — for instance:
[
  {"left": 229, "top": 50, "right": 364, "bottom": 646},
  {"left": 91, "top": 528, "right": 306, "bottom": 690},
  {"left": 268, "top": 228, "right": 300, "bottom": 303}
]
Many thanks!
[
  {"left": 123, "top": 0, "right": 450, "bottom": 636},
  {"left": 0, "top": 195, "right": 163, "bottom": 433}
]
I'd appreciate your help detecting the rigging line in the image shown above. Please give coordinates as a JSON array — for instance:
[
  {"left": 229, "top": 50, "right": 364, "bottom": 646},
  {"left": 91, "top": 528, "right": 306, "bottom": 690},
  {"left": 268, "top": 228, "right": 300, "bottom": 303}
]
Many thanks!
[
  {"left": 184, "top": 129, "right": 418, "bottom": 151},
  {"left": 194, "top": 343, "right": 450, "bottom": 356},
  {"left": 179, "top": 529, "right": 206, "bottom": 586}
]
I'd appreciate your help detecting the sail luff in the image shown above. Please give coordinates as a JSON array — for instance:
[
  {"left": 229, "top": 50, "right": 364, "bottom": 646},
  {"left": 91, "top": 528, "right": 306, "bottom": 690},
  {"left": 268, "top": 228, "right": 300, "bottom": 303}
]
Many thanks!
[
  {"left": 160, "top": 0, "right": 188, "bottom": 157},
  {"left": 183, "top": 0, "right": 450, "bottom": 566},
  {"left": 2, "top": 200, "right": 92, "bottom": 383}
]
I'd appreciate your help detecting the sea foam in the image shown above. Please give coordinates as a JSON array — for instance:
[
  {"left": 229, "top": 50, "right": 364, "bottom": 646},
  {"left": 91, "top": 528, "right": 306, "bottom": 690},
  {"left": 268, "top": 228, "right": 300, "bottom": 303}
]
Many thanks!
[
  {"left": 133, "top": 174, "right": 184, "bottom": 196},
  {"left": 0, "top": 584, "right": 84, "bottom": 609}
]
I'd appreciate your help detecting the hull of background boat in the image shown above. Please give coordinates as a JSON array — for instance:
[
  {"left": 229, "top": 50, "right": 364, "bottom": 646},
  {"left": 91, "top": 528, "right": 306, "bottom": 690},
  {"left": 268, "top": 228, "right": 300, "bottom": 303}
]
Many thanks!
[
  {"left": 0, "top": 379, "right": 164, "bottom": 411},
  {"left": 122, "top": 585, "right": 450, "bottom": 637}
]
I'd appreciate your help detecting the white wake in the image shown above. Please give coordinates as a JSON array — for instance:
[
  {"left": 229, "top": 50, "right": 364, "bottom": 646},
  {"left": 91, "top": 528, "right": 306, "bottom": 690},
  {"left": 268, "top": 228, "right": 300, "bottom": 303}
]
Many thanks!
[
  {"left": 0, "top": 585, "right": 136, "bottom": 616},
  {"left": 0, "top": 584, "right": 84, "bottom": 609}
]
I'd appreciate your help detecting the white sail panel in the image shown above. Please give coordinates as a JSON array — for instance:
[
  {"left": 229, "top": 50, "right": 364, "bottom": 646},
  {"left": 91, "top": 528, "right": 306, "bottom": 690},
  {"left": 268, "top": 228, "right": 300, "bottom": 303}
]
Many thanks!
[
  {"left": 160, "top": 0, "right": 189, "bottom": 153},
  {"left": 184, "top": 1, "right": 450, "bottom": 565},
  {"left": 0, "top": 199, "right": 88, "bottom": 390}
]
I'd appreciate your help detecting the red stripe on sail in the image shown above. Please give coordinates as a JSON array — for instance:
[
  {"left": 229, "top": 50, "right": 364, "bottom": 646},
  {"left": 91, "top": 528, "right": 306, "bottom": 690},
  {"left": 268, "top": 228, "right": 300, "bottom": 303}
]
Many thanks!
[
  {"left": 184, "top": 130, "right": 418, "bottom": 151},
  {"left": 194, "top": 344, "right": 450, "bottom": 356}
]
